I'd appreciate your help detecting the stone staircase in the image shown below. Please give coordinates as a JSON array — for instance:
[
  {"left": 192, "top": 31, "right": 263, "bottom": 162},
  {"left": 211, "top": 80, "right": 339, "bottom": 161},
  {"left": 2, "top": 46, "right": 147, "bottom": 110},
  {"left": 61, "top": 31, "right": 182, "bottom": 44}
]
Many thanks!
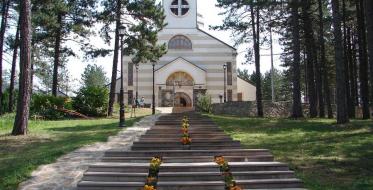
[{"left": 77, "top": 113, "right": 306, "bottom": 190}]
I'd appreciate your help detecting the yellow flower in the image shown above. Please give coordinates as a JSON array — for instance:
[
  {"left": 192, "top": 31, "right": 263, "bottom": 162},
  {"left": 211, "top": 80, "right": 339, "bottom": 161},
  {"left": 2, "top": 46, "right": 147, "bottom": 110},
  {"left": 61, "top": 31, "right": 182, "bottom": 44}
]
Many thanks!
[
  {"left": 146, "top": 177, "right": 157, "bottom": 183},
  {"left": 229, "top": 186, "right": 242, "bottom": 190},
  {"left": 143, "top": 185, "right": 156, "bottom": 190},
  {"left": 182, "top": 123, "right": 189, "bottom": 128},
  {"left": 214, "top": 156, "right": 226, "bottom": 166},
  {"left": 150, "top": 157, "right": 162, "bottom": 167},
  {"left": 181, "top": 137, "right": 192, "bottom": 145}
]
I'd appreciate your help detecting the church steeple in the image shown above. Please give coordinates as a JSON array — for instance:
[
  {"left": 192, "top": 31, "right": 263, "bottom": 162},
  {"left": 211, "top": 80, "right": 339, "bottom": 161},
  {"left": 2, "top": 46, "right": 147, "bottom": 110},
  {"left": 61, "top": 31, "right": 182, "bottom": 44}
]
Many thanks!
[{"left": 163, "top": 0, "right": 197, "bottom": 29}]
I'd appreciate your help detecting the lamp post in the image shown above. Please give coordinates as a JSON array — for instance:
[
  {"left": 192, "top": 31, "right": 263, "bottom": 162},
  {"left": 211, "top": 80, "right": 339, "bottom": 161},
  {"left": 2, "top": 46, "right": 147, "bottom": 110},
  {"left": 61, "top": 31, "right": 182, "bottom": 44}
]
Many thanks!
[
  {"left": 152, "top": 62, "right": 156, "bottom": 115},
  {"left": 223, "top": 63, "right": 227, "bottom": 103},
  {"left": 135, "top": 63, "right": 139, "bottom": 100},
  {"left": 118, "top": 25, "right": 126, "bottom": 128}
]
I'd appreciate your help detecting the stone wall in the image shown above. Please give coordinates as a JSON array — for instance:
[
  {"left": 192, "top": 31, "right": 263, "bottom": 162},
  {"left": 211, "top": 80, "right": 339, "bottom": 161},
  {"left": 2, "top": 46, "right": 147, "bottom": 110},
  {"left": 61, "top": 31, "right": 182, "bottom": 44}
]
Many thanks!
[
  {"left": 211, "top": 101, "right": 372, "bottom": 118},
  {"left": 211, "top": 101, "right": 308, "bottom": 118}
]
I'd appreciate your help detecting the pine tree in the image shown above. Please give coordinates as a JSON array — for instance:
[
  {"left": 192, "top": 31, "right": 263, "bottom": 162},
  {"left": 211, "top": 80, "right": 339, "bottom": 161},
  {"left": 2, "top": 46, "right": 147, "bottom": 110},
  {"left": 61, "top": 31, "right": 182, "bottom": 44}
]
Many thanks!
[
  {"left": 107, "top": 0, "right": 121, "bottom": 116},
  {"left": 214, "top": 0, "right": 270, "bottom": 117},
  {"left": 98, "top": 0, "right": 167, "bottom": 116},
  {"left": 31, "top": 0, "right": 98, "bottom": 96},
  {"left": 365, "top": 0, "right": 373, "bottom": 108},
  {"left": 81, "top": 64, "right": 108, "bottom": 88},
  {"left": 331, "top": 0, "right": 349, "bottom": 124},
  {"left": 8, "top": 20, "right": 20, "bottom": 112},
  {"left": 12, "top": 0, "right": 32, "bottom": 135},
  {"left": 355, "top": 0, "right": 370, "bottom": 119},
  {"left": 290, "top": 0, "right": 303, "bottom": 118},
  {"left": 301, "top": 0, "right": 318, "bottom": 118},
  {"left": 318, "top": 0, "right": 333, "bottom": 118},
  {"left": 0, "top": 0, "right": 11, "bottom": 115}
]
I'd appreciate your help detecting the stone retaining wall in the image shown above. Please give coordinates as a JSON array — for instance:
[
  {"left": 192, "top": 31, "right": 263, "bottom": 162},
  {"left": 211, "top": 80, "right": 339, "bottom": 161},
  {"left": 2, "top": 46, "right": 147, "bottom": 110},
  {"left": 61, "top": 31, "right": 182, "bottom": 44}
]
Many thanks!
[
  {"left": 212, "top": 101, "right": 373, "bottom": 118},
  {"left": 211, "top": 101, "right": 298, "bottom": 118}
]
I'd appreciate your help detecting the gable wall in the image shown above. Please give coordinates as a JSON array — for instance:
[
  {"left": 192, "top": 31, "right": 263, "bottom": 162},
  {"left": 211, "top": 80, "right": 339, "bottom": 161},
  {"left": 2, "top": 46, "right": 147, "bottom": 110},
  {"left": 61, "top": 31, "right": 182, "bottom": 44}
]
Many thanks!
[{"left": 121, "top": 28, "right": 238, "bottom": 106}]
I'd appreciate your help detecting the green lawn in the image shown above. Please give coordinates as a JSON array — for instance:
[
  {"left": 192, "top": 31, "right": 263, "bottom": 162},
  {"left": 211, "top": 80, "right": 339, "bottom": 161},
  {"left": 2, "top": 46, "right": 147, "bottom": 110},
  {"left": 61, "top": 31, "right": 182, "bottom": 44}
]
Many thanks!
[
  {"left": 0, "top": 108, "right": 152, "bottom": 190},
  {"left": 209, "top": 114, "right": 373, "bottom": 190}
]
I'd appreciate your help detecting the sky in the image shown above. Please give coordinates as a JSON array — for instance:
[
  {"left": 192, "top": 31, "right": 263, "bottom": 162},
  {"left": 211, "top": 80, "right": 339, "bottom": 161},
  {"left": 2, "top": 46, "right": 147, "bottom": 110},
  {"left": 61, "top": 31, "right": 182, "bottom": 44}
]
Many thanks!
[{"left": 3, "top": 0, "right": 284, "bottom": 92}]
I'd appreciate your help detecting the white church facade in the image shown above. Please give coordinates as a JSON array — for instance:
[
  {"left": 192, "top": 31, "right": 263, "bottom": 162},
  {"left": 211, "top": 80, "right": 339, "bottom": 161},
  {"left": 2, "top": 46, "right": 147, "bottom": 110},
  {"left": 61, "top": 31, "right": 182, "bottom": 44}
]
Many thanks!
[{"left": 118, "top": 0, "right": 256, "bottom": 107}]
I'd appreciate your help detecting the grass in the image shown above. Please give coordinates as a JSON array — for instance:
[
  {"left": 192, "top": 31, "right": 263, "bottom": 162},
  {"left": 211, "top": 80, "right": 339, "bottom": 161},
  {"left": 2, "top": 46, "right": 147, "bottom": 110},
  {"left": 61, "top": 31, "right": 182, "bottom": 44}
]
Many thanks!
[
  {"left": 209, "top": 114, "right": 373, "bottom": 190},
  {"left": 0, "top": 108, "right": 152, "bottom": 190}
]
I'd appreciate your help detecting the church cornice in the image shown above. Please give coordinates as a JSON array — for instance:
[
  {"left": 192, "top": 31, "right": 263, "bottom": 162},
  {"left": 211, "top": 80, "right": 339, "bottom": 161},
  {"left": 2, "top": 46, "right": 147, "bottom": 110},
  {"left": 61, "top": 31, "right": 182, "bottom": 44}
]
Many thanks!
[
  {"left": 155, "top": 57, "right": 207, "bottom": 72},
  {"left": 197, "top": 28, "right": 237, "bottom": 51}
]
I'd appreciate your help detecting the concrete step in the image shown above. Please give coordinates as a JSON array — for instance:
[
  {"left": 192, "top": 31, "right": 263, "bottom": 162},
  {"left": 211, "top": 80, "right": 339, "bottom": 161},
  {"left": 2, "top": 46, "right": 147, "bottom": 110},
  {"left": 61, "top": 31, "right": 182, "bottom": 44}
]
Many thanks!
[
  {"left": 158, "top": 171, "right": 295, "bottom": 181},
  {"left": 152, "top": 123, "right": 219, "bottom": 129},
  {"left": 233, "top": 171, "right": 296, "bottom": 180},
  {"left": 138, "top": 137, "right": 233, "bottom": 141},
  {"left": 131, "top": 145, "right": 242, "bottom": 151},
  {"left": 82, "top": 172, "right": 147, "bottom": 182},
  {"left": 237, "top": 179, "right": 304, "bottom": 189},
  {"left": 228, "top": 162, "right": 289, "bottom": 171},
  {"left": 77, "top": 181, "right": 305, "bottom": 190},
  {"left": 137, "top": 139, "right": 237, "bottom": 143},
  {"left": 104, "top": 149, "right": 272, "bottom": 157},
  {"left": 139, "top": 134, "right": 230, "bottom": 138},
  {"left": 77, "top": 181, "right": 145, "bottom": 190},
  {"left": 132, "top": 141, "right": 241, "bottom": 146},
  {"left": 155, "top": 121, "right": 217, "bottom": 126},
  {"left": 101, "top": 155, "right": 274, "bottom": 163},
  {"left": 145, "top": 130, "right": 225, "bottom": 134},
  {"left": 159, "top": 162, "right": 289, "bottom": 173},
  {"left": 86, "top": 162, "right": 289, "bottom": 173}
]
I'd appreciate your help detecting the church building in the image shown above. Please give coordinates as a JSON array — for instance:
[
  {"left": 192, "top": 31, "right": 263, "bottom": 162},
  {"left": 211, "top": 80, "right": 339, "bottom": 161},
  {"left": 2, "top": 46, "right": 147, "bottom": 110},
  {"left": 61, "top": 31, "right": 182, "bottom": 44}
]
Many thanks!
[{"left": 120, "top": 0, "right": 256, "bottom": 107}]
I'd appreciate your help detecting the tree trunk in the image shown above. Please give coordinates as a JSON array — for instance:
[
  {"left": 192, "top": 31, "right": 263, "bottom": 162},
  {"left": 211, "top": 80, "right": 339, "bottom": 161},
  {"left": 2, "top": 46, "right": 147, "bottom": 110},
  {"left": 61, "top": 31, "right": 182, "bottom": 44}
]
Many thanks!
[
  {"left": 290, "top": 0, "right": 303, "bottom": 118},
  {"left": 318, "top": 0, "right": 333, "bottom": 118},
  {"left": 317, "top": 0, "right": 327, "bottom": 118},
  {"left": 12, "top": 0, "right": 32, "bottom": 135},
  {"left": 365, "top": 0, "right": 373, "bottom": 109},
  {"left": 352, "top": 33, "right": 359, "bottom": 106},
  {"left": 108, "top": 0, "right": 121, "bottom": 116},
  {"left": 347, "top": 27, "right": 356, "bottom": 118},
  {"left": 356, "top": 0, "right": 370, "bottom": 119},
  {"left": 52, "top": 13, "right": 63, "bottom": 97},
  {"left": 301, "top": 0, "right": 318, "bottom": 118},
  {"left": 0, "top": 0, "right": 10, "bottom": 115},
  {"left": 9, "top": 21, "right": 20, "bottom": 113},
  {"left": 251, "top": 5, "right": 263, "bottom": 117},
  {"left": 331, "top": 0, "right": 349, "bottom": 124},
  {"left": 342, "top": 0, "right": 353, "bottom": 118}
]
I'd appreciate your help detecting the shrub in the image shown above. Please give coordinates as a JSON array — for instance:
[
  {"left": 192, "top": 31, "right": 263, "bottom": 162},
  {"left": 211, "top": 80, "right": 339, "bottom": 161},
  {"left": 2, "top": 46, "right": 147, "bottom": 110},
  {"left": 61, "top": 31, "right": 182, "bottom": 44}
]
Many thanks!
[
  {"left": 1, "top": 90, "right": 9, "bottom": 113},
  {"left": 197, "top": 94, "right": 212, "bottom": 113},
  {"left": 30, "top": 94, "right": 70, "bottom": 119},
  {"left": 72, "top": 86, "right": 109, "bottom": 117}
]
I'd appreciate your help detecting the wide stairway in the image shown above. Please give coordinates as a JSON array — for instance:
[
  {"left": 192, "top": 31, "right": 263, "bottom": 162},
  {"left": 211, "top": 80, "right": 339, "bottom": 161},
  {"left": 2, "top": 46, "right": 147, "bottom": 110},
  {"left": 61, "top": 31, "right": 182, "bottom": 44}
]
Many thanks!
[{"left": 77, "top": 113, "right": 306, "bottom": 190}]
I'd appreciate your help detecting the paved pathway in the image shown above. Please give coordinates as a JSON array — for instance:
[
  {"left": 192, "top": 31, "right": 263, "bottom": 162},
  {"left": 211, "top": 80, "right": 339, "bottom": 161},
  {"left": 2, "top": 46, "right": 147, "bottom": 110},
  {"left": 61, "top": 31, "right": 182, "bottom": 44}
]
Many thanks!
[{"left": 18, "top": 115, "right": 160, "bottom": 190}]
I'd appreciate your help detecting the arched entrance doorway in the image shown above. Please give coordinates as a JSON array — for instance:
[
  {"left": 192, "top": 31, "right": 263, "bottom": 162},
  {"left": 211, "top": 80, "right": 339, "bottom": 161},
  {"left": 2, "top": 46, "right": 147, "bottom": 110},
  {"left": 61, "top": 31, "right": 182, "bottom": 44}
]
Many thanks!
[
  {"left": 174, "top": 92, "right": 192, "bottom": 107},
  {"left": 161, "top": 71, "right": 194, "bottom": 107}
]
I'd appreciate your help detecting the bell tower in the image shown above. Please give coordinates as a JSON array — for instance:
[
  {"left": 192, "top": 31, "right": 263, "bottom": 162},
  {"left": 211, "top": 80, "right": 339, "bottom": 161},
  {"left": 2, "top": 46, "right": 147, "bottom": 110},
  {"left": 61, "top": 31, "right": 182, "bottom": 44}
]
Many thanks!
[{"left": 163, "top": 0, "right": 197, "bottom": 29}]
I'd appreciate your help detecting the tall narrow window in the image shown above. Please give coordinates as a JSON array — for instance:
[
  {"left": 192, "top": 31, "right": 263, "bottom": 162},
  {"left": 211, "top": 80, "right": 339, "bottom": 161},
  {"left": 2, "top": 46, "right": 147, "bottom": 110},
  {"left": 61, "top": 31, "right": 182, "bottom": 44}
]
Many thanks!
[
  {"left": 228, "top": 90, "right": 233, "bottom": 102},
  {"left": 128, "top": 62, "right": 133, "bottom": 86},
  {"left": 128, "top": 90, "right": 133, "bottom": 105},
  {"left": 168, "top": 35, "right": 192, "bottom": 49},
  {"left": 227, "top": 62, "right": 233, "bottom": 85}
]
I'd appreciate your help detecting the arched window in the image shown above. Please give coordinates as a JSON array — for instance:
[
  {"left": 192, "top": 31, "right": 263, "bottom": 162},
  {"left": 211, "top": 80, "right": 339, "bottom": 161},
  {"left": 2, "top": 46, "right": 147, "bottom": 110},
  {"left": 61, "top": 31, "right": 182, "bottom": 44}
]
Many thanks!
[
  {"left": 168, "top": 35, "right": 192, "bottom": 49},
  {"left": 166, "top": 71, "right": 194, "bottom": 86}
]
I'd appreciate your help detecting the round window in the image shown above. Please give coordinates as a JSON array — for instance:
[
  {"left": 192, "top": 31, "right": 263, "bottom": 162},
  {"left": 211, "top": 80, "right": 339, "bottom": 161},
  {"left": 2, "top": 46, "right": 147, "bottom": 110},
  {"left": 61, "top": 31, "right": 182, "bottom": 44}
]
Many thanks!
[{"left": 170, "top": 0, "right": 190, "bottom": 17}]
